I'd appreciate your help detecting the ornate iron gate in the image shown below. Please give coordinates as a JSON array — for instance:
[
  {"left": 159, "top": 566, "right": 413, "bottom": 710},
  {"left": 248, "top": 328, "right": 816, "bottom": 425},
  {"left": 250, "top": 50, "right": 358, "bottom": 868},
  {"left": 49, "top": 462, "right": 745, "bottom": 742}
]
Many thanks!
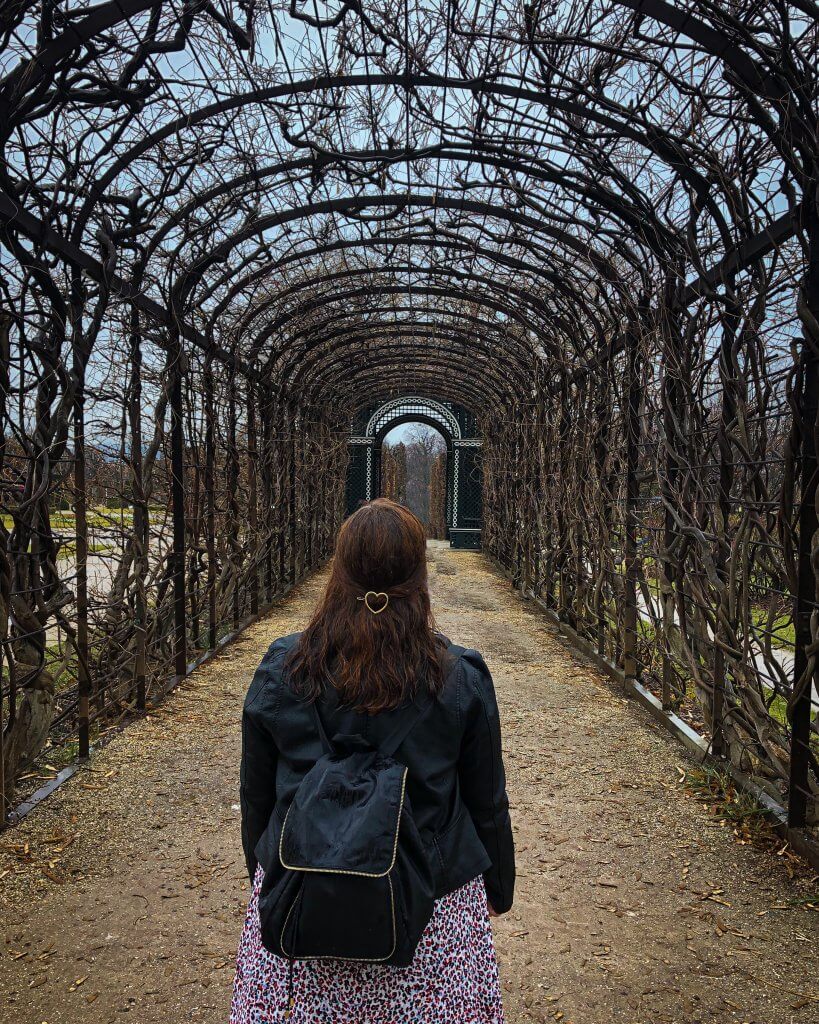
[{"left": 346, "top": 397, "right": 482, "bottom": 549}]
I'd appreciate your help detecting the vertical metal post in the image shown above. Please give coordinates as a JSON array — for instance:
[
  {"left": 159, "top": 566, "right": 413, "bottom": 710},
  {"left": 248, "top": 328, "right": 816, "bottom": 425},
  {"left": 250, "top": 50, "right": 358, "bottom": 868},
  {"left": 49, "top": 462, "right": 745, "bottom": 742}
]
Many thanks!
[
  {"left": 711, "top": 274, "right": 740, "bottom": 757},
  {"left": 372, "top": 441, "right": 382, "bottom": 499},
  {"left": 622, "top": 310, "right": 643, "bottom": 686},
  {"left": 261, "top": 396, "right": 274, "bottom": 603},
  {"left": 0, "top": 639, "right": 4, "bottom": 825},
  {"left": 204, "top": 359, "right": 217, "bottom": 651},
  {"left": 522, "top": 406, "right": 534, "bottom": 595},
  {"left": 277, "top": 406, "right": 288, "bottom": 588},
  {"left": 0, "top": 315, "right": 9, "bottom": 818},
  {"left": 660, "top": 280, "right": 682, "bottom": 711},
  {"left": 318, "top": 429, "right": 328, "bottom": 560},
  {"left": 288, "top": 405, "right": 298, "bottom": 585},
  {"left": 247, "top": 381, "right": 259, "bottom": 616},
  {"left": 227, "top": 365, "right": 240, "bottom": 630},
  {"left": 574, "top": 391, "right": 585, "bottom": 633},
  {"left": 169, "top": 334, "right": 187, "bottom": 680},
  {"left": 593, "top": 351, "right": 613, "bottom": 657},
  {"left": 532, "top": 389, "right": 544, "bottom": 598},
  {"left": 788, "top": 200, "right": 819, "bottom": 827},
  {"left": 302, "top": 408, "right": 313, "bottom": 572},
  {"left": 510, "top": 422, "right": 522, "bottom": 588},
  {"left": 557, "top": 376, "right": 571, "bottom": 617},
  {"left": 537, "top": 381, "right": 555, "bottom": 609},
  {"left": 128, "top": 294, "right": 147, "bottom": 709},
  {"left": 73, "top": 353, "right": 90, "bottom": 758}
]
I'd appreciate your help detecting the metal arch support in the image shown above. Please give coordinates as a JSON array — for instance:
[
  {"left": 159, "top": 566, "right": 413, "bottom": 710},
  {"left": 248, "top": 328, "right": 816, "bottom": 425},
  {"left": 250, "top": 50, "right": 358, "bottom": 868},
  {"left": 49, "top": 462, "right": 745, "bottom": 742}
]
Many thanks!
[
  {"left": 0, "top": 192, "right": 252, "bottom": 379},
  {"left": 365, "top": 397, "right": 462, "bottom": 441}
]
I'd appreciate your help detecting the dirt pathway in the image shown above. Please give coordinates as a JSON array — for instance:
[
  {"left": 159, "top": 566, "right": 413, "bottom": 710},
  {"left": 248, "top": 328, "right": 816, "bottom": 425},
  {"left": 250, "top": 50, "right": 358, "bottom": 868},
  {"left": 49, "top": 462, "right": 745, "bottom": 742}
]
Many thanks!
[{"left": 2, "top": 546, "right": 818, "bottom": 1024}]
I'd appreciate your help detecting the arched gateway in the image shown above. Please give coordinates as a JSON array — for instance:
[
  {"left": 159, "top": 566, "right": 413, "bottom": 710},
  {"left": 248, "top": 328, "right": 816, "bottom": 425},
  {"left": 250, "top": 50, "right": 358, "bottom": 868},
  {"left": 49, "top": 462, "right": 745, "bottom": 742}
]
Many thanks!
[{"left": 345, "top": 398, "right": 483, "bottom": 549}]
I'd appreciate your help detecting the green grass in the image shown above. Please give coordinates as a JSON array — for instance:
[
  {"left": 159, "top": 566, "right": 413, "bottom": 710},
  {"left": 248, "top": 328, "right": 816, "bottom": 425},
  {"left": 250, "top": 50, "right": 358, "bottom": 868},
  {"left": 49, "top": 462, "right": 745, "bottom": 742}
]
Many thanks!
[
  {"left": 750, "top": 606, "right": 795, "bottom": 647},
  {"left": 2, "top": 504, "right": 165, "bottom": 533},
  {"left": 683, "top": 764, "right": 771, "bottom": 826},
  {"left": 637, "top": 617, "right": 656, "bottom": 643},
  {"left": 763, "top": 687, "right": 790, "bottom": 728},
  {"left": 47, "top": 738, "right": 82, "bottom": 768},
  {"left": 0, "top": 532, "right": 114, "bottom": 558},
  {"left": 760, "top": 684, "right": 817, "bottom": 731},
  {"left": 56, "top": 541, "right": 114, "bottom": 560}
]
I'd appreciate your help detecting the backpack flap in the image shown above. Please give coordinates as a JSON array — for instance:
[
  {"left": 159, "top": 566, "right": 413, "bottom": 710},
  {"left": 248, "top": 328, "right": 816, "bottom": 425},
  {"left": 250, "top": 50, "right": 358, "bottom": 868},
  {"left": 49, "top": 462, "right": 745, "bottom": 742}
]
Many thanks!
[{"left": 280, "top": 751, "right": 407, "bottom": 876}]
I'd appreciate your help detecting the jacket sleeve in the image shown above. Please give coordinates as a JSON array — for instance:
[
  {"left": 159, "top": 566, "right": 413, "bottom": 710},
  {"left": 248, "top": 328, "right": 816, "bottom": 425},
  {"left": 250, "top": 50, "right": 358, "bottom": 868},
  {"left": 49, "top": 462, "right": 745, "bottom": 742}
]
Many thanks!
[
  {"left": 240, "top": 647, "right": 282, "bottom": 881},
  {"left": 457, "top": 650, "right": 515, "bottom": 913}
]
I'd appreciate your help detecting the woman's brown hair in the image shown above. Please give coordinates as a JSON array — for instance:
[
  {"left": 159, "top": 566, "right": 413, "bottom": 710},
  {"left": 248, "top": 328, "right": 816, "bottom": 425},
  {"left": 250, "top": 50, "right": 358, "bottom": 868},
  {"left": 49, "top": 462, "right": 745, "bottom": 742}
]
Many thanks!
[{"left": 286, "top": 498, "right": 447, "bottom": 712}]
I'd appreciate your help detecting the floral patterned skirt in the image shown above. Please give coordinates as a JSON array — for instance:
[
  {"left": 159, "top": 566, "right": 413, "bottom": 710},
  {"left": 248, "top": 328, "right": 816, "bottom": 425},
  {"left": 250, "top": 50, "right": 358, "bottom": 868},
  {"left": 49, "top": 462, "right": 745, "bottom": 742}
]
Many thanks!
[{"left": 231, "top": 867, "right": 505, "bottom": 1024}]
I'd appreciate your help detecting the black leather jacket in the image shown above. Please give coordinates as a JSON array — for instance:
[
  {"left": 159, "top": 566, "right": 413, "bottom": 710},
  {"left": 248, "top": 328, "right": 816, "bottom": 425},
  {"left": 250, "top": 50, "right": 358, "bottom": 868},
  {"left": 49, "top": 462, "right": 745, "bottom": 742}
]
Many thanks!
[{"left": 240, "top": 632, "right": 515, "bottom": 914}]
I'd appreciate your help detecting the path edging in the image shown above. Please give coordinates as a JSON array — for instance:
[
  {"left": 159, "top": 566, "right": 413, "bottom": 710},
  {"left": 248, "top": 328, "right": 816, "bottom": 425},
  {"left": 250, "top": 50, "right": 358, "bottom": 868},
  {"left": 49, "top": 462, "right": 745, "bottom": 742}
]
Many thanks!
[{"left": 485, "top": 559, "right": 819, "bottom": 871}]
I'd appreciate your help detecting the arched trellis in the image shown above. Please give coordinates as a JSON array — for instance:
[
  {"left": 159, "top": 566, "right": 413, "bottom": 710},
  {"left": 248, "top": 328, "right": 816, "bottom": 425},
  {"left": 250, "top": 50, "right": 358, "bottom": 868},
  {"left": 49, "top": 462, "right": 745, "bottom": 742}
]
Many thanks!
[{"left": 0, "top": 2, "right": 816, "bottom": 850}]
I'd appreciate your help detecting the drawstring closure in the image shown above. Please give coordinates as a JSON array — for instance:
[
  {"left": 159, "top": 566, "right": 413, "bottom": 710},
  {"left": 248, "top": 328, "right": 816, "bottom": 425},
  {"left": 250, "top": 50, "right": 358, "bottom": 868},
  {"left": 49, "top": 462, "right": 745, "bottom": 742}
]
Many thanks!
[
  {"left": 284, "top": 955, "right": 294, "bottom": 1019},
  {"left": 284, "top": 886, "right": 303, "bottom": 1019}
]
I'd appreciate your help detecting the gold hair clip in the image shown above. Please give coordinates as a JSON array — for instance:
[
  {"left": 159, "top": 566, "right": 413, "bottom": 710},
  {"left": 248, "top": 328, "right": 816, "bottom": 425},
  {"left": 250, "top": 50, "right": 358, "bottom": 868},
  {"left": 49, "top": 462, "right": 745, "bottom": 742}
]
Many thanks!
[{"left": 357, "top": 591, "right": 389, "bottom": 614}]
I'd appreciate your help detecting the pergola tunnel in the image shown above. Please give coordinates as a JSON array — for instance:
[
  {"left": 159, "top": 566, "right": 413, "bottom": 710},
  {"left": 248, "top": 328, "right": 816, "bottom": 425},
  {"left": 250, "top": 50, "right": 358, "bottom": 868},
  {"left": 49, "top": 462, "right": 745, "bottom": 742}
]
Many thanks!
[{"left": 0, "top": 0, "right": 817, "bottom": 858}]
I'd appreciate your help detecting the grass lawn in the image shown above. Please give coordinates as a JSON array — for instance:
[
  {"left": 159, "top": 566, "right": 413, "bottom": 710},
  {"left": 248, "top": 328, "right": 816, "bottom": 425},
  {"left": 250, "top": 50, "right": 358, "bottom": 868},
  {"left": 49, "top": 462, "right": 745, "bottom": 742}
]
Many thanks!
[
  {"left": 2, "top": 504, "right": 166, "bottom": 535},
  {"left": 750, "top": 605, "right": 795, "bottom": 647},
  {"left": 56, "top": 541, "right": 114, "bottom": 560}
]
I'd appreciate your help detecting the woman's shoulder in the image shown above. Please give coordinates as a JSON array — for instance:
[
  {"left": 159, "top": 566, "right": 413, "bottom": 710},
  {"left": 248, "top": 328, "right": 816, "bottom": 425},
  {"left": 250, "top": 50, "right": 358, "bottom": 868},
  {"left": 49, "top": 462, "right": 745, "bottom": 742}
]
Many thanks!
[
  {"left": 438, "top": 638, "right": 494, "bottom": 703},
  {"left": 439, "top": 635, "right": 491, "bottom": 677},
  {"left": 244, "top": 632, "right": 303, "bottom": 711},
  {"left": 259, "top": 631, "right": 303, "bottom": 675},
  {"left": 440, "top": 645, "right": 500, "bottom": 733},
  {"left": 266, "top": 631, "right": 303, "bottom": 658}
]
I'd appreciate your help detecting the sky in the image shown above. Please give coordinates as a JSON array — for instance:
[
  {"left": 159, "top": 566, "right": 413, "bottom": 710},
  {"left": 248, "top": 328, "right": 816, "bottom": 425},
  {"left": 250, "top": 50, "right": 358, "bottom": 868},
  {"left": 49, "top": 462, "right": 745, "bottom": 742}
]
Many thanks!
[{"left": 382, "top": 422, "right": 445, "bottom": 446}]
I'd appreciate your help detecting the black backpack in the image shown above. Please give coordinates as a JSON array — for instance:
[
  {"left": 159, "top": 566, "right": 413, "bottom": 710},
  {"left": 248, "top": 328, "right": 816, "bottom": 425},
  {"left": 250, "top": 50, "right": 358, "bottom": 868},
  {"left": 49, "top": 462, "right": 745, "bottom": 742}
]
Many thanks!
[{"left": 257, "top": 698, "right": 435, "bottom": 967}]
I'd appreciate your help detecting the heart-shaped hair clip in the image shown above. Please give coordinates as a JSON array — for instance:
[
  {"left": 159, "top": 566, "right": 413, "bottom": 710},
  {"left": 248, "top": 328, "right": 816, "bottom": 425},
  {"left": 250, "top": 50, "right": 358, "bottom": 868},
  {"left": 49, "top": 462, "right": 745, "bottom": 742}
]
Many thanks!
[{"left": 357, "top": 591, "right": 390, "bottom": 614}]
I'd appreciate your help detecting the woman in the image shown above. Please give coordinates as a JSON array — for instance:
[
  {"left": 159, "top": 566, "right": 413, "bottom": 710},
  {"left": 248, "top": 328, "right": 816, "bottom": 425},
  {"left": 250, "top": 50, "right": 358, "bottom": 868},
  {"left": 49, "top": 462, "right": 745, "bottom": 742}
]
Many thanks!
[{"left": 232, "top": 498, "right": 515, "bottom": 1023}]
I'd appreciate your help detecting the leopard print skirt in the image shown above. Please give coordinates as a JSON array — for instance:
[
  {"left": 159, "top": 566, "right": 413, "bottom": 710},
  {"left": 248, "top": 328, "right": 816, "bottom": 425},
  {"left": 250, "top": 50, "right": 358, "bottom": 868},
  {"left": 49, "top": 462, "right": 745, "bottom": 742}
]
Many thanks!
[{"left": 231, "top": 867, "right": 505, "bottom": 1023}]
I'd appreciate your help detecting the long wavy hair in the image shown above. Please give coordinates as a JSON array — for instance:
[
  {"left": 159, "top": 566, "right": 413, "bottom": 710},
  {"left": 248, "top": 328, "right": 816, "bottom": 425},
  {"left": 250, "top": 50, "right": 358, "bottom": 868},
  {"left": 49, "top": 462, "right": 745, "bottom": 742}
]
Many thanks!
[{"left": 286, "top": 498, "right": 447, "bottom": 712}]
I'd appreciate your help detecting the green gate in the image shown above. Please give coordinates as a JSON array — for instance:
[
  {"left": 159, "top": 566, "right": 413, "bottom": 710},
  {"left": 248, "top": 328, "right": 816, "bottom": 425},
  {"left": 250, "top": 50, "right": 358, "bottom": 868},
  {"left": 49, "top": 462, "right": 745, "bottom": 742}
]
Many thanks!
[{"left": 346, "top": 397, "right": 482, "bottom": 549}]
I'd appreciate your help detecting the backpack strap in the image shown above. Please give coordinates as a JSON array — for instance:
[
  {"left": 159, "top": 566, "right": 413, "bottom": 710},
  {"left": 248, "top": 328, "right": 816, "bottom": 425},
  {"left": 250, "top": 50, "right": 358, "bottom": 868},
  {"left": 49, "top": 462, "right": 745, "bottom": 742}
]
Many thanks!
[
  {"left": 310, "top": 692, "right": 434, "bottom": 759},
  {"left": 378, "top": 695, "right": 434, "bottom": 758},
  {"left": 310, "top": 699, "right": 334, "bottom": 755},
  {"left": 379, "top": 638, "right": 456, "bottom": 756}
]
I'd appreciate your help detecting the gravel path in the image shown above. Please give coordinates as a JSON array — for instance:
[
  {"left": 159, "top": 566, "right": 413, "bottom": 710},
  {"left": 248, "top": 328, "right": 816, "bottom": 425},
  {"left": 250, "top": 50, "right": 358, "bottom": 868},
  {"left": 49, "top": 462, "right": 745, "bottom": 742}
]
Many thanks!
[{"left": 2, "top": 546, "right": 818, "bottom": 1024}]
